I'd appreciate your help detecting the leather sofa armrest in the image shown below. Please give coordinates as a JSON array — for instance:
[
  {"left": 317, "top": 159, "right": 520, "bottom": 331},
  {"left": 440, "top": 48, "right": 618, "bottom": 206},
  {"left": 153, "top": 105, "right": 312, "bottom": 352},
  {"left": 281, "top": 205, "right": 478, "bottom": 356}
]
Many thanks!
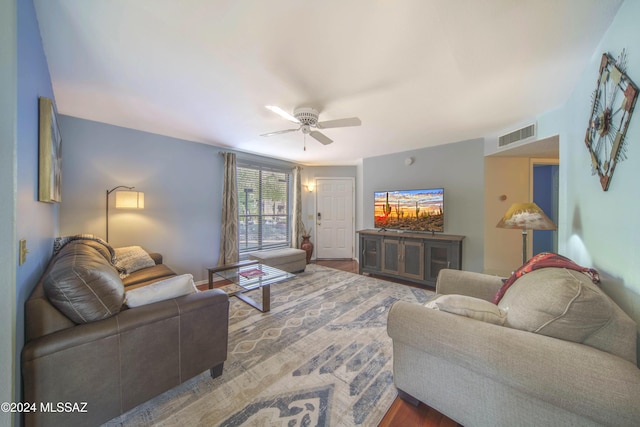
[
  {"left": 22, "top": 315, "right": 119, "bottom": 362},
  {"left": 436, "top": 269, "right": 504, "bottom": 301},
  {"left": 387, "top": 301, "right": 640, "bottom": 426},
  {"left": 147, "top": 252, "right": 163, "bottom": 265}
]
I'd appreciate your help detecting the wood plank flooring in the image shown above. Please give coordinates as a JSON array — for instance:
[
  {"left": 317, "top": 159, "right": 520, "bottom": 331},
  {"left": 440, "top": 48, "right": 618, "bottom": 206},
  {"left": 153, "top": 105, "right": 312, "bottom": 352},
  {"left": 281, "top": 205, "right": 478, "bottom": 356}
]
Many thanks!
[{"left": 312, "top": 259, "right": 462, "bottom": 427}]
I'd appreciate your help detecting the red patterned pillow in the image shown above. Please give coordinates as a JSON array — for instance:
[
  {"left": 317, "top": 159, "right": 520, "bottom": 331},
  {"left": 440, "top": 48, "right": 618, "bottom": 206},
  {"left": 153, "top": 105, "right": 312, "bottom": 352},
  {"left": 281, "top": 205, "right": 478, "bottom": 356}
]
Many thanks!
[{"left": 492, "top": 252, "right": 599, "bottom": 304}]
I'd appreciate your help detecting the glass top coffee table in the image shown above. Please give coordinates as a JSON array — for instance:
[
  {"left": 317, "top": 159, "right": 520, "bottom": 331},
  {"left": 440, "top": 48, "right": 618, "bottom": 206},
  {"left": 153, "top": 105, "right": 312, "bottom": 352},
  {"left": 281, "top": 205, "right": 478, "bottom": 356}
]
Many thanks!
[{"left": 207, "top": 260, "right": 294, "bottom": 312}]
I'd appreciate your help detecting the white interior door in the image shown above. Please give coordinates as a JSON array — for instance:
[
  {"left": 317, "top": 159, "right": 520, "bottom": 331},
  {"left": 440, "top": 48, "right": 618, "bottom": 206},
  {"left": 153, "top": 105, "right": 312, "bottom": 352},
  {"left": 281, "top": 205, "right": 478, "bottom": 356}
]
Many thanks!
[{"left": 315, "top": 178, "right": 354, "bottom": 259}]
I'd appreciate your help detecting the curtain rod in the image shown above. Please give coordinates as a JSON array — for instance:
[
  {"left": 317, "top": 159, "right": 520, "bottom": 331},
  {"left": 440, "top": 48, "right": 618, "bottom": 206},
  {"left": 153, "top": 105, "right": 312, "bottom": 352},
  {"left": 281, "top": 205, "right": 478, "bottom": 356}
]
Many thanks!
[{"left": 218, "top": 150, "right": 303, "bottom": 170}]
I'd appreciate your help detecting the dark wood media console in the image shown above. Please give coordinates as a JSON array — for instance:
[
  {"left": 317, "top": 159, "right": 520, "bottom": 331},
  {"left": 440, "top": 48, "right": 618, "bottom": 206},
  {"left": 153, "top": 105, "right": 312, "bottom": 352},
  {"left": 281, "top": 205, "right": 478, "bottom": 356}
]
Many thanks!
[{"left": 357, "top": 229, "right": 464, "bottom": 287}]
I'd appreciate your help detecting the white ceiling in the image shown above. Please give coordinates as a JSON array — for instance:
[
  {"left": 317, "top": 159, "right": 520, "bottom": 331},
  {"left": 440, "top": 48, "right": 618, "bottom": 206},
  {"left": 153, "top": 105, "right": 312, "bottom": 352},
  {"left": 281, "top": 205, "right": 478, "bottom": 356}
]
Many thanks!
[{"left": 34, "top": 0, "right": 623, "bottom": 165}]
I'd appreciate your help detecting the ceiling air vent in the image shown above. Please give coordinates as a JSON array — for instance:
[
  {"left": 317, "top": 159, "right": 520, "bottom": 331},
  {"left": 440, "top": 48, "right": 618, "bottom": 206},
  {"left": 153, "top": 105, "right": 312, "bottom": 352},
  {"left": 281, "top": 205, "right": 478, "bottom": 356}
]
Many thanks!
[{"left": 498, "top": 123, "right": 536, "bottom": 147}]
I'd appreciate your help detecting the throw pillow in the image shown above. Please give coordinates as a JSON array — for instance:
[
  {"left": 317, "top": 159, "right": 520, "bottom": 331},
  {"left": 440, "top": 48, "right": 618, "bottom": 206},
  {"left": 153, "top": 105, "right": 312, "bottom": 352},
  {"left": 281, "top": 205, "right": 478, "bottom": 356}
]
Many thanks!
[
  {"left": 497, "top": 267, "right": 611, "bottom": 343},
  {"left": 125, "top": 274, "right": 198, "bottom": 308},
  {"left": 114, "top": 246, "right": 156, "bottom": 277},
  {"left": 493, "top": 252, "right": 600, "bottom": 304},
  {"left": 425, "top": 294, "right": 507, "bottom": 325}
]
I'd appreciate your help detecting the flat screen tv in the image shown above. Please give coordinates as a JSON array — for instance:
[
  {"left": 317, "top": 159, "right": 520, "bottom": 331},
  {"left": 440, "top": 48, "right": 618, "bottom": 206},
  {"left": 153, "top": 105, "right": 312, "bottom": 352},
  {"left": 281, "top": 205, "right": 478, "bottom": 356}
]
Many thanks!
[{"left": 374, "top": 188, "right": 444, "bottom": 232}]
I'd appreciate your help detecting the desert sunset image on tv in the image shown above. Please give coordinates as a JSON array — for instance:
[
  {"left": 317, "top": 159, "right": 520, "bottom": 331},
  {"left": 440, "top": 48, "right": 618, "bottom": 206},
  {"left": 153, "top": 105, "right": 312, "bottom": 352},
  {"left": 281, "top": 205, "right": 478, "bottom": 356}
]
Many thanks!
[{"left": 374, "top": 188, "right": 444, "bottom": 232}]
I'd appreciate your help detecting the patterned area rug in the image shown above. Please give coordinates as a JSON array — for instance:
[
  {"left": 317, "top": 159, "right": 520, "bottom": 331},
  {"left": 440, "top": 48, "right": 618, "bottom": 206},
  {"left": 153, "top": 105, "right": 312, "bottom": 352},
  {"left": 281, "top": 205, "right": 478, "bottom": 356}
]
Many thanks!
[{"left": 106, "top": 264, "right": 433, "bottom": 426}]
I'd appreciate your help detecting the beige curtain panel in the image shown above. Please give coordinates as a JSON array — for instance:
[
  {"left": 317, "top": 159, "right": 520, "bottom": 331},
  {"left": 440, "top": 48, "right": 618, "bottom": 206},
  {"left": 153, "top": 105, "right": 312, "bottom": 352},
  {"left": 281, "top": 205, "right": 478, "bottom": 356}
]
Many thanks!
[
  {"left": 292, "top": 166, "right": 304, "bottom": 249},
  {"left": 218, "top": 152, "right": 239, "bottom": 265}
]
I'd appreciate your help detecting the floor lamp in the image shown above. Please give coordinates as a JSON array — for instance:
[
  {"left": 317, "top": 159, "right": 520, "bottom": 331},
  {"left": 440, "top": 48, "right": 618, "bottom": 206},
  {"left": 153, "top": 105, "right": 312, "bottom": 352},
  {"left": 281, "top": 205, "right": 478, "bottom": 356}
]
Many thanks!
[
  {"left": 496, "top": 202, "right": 557, "bottom": 265},
  {"left": 106, "top": 186, "right": 144, "bottom": 242}
]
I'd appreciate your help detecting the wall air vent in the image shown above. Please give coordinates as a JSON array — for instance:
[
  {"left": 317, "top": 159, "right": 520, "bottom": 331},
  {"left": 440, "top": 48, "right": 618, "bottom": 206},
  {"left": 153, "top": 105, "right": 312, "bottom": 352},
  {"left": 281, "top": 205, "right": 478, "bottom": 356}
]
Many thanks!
[{"left": 498, "top": 123, "right": 536, "bottom": 147}]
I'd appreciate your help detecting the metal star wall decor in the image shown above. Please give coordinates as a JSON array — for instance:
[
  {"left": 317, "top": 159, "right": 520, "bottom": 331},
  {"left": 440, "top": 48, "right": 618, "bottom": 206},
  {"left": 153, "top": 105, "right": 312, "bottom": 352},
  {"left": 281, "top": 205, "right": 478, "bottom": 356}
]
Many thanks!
[{"left": 585, "top": 49, "right": 639, "bottom": 191}]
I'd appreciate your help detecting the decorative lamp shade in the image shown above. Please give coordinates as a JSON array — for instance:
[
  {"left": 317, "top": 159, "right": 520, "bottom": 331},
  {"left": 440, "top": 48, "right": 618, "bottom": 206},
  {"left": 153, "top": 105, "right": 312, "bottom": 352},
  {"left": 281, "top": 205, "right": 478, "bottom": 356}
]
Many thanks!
[
  {"left": 496, "top": 202, "right": 556, "bottom": 230},
  {"left": 115, "top": 190, "right": 144, "bottom": 209}
]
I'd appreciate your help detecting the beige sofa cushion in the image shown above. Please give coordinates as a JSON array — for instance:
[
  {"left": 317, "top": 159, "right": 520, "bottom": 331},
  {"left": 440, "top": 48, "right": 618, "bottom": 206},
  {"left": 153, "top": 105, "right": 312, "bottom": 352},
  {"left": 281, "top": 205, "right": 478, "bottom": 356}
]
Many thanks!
[
  {"left": 125, "top": 274, "right": 198, "bottom": 308},
  {"left": 498, "top": 268, "right": 611, "bottom": 343},
  {"left": 248, "top": 248, "right": 306, "bottom": 273},
  {"left": 426, "top": 294, "right": 507, "bottom": 325}
]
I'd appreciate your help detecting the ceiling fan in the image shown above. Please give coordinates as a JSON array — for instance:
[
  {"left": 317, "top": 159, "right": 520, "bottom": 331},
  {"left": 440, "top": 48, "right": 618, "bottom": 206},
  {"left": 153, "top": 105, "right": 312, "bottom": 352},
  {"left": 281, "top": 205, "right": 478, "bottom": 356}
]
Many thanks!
[{"left": 261, "top": 106, "right": 361, "bottom": 148}]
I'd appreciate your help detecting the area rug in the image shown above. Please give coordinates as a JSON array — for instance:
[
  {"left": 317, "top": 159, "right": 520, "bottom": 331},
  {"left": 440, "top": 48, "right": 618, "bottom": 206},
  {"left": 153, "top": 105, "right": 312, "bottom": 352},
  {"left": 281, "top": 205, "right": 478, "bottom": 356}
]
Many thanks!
[{"left": 105, "top": 264, "right": 434, "bottom": 426}]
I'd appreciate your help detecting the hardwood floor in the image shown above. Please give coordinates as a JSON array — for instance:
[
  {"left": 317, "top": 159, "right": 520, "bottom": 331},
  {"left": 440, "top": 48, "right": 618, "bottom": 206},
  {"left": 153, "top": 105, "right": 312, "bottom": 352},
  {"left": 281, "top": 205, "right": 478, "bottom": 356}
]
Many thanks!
[
  {"left": 312, "top": 258, "right": 360, "bottom": 273},
  {"left": 312, "top": 259, "right": 462, "bottom": 427},
  {"left": 378, "top": 397, "right": 461, "bottom": 427}
]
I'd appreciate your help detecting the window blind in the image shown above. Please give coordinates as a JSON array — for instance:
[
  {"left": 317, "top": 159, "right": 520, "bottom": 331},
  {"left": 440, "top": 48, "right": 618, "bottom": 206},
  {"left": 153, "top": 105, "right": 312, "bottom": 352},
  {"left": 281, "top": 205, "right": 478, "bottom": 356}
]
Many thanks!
[{"left": 237, "top": 163, "right": 291, "bottom": 252}]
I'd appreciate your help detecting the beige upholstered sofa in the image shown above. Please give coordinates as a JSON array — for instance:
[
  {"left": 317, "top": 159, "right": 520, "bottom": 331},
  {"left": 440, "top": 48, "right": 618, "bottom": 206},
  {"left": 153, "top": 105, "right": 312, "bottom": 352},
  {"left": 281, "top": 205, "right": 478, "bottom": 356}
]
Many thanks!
[
  {"left": 22, "top": 238, "right": 229, "bottom": 427},
  {"left": 388, "top": 268, "right": 640, "bottom": 427}
]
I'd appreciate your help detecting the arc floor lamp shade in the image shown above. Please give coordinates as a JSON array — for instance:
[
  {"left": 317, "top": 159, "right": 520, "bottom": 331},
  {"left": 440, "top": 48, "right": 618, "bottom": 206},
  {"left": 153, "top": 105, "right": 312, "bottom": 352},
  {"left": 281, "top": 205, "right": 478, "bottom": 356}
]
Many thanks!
[
  {"left": 115, "top": 190, "right": 144, "bottom": 209},
  {"left": 106, "top": 186, "right": 144, "bottom": 242}
]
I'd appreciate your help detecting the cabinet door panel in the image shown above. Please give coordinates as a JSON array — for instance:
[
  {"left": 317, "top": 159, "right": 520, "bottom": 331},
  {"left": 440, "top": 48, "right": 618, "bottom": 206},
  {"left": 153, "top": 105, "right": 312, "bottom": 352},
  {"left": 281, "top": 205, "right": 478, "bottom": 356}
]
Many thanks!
[
  {"left": 402, "top": 240, "right": 424, "bottom": 280},
  {"left": 425, "top": 242, "right": 452, "bottom": 283},
  {"left": 382, "top": 240, "right": 400, "bottom": 274},
  {"left": 361, "top": 237, "right": 380, "bottom": 271}
]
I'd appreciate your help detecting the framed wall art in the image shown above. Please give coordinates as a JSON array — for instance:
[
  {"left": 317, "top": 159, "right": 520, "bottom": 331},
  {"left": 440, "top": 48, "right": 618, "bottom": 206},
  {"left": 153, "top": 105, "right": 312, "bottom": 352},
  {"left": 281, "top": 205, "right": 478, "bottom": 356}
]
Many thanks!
[
  {"left": 38, "top": 96, "right": 62, "bottom": 203},
  {"left": 584, "top": 49, "right": 638, "bottom": 191}
]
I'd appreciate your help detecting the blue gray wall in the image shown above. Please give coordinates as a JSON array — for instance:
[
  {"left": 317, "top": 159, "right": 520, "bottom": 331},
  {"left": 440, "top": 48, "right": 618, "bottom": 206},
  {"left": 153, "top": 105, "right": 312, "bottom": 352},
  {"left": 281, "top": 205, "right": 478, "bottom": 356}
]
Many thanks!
[
  {"left": 12, "top": 0, "right": 59, "bottom": 411},
  {"left": 58, "top": 116, "right": 298, "bottom": 282},
  {"left": 551, "top": 0, "right": 640, "bottom": 334},
  {"left": 362, "top": 139, "right": 485, "bottom": 273}
]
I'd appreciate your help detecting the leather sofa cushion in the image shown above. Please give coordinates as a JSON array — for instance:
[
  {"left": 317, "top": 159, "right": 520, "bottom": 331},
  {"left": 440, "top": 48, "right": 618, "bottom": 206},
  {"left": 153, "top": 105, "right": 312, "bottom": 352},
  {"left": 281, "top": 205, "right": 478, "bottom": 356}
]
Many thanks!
[
  {"left": 43, "top": 241, "right": 125, "bottom": 324},
  {"left": 77, "top": 239, "right": 114, "bottom": 262},
  {"left": 498, "top": 268, "right": 611, "bottom": 343},
  {"left": 122, "top": 264, "right": 176, "bottom": 290}
]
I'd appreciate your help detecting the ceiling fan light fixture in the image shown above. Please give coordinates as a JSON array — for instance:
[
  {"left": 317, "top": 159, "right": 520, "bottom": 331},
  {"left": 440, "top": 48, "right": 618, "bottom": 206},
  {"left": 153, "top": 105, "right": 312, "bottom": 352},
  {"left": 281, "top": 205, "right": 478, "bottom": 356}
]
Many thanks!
[
  {"left": 293, "top": 107, "right": 319, "bottom": 126},
  {"left": 265, "top": 105, "right": 299, "bottom": 123}
]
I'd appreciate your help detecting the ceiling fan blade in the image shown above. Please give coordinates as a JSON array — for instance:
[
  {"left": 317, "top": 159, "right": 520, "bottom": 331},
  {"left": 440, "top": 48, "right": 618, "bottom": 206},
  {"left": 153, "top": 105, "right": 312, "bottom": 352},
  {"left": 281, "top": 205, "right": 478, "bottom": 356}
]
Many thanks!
[
  {"left": 260, "top": 128, "right": 300, "bottom": 137},
  {"left": 316, "top": 117, "right": 361, "bottom": 129},
  {"left": 265, "top": 105, "right": 299, "bottom": 123},
  {"left": 310, "top": 130, "right": 333, "bottom": 145}
]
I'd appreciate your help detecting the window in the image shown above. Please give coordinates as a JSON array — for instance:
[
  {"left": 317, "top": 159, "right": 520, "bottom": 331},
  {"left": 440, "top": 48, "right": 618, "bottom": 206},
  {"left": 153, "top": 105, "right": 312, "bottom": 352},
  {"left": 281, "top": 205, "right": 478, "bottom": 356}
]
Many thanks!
[{"left": 237, "top": 162, "right": 291, "bottom": 253}]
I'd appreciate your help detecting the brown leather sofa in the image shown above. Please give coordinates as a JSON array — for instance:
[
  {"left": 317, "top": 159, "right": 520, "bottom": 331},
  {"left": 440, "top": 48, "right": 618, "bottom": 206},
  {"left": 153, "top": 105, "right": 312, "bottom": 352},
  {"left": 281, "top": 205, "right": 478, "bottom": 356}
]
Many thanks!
[{"left": 22, "top": 239, "right": 229, "bottom": 427}]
